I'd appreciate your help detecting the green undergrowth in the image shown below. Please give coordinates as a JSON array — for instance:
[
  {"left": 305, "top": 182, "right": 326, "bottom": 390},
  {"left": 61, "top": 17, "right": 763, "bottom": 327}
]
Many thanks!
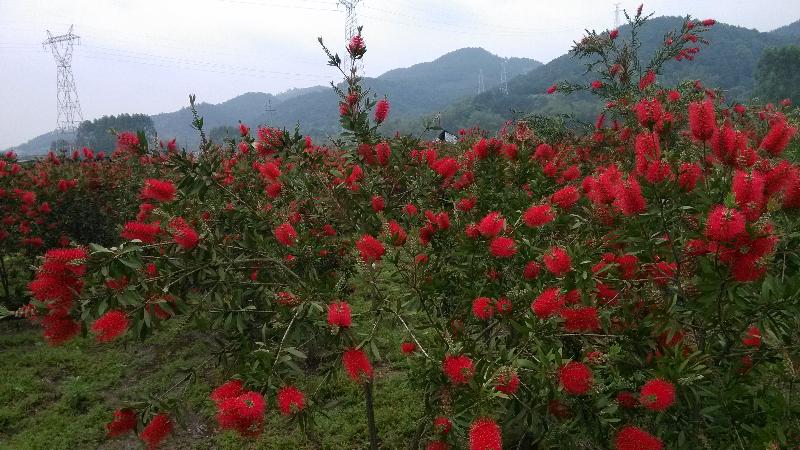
[{"left": 0, "top": 320, "right": 422, "bottom": 450}]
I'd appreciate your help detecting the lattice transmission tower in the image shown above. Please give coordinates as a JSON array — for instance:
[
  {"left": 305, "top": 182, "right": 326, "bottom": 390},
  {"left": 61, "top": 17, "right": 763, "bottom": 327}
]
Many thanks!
[
  {"left": 43, "top": 25, "right": 83, "bottom": 134},
  {"left": 338, "top": 0, "right": 364, "bottom": 73},
  {"left": 477, "top": 69, "right": 485, "bottom": 94},
  {"left": 614, "top": 3, "right": 622, "bottom": 27}
]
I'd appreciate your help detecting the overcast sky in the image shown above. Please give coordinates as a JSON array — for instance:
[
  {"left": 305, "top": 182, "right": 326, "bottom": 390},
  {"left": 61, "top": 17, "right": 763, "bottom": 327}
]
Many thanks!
[{"left": 1, "top": 0, "right": 799, "bottom": 149}]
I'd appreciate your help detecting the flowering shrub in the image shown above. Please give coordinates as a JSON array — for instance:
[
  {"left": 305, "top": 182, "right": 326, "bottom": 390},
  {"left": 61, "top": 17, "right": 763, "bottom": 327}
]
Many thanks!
[{"left": 6, "top": 9, "right": 800, "bottom": 449}]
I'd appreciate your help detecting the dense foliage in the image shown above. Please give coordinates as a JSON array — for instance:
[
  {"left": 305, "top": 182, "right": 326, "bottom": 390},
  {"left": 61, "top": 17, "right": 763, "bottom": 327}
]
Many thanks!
[
  {"left": 3, "top": 9, "right": 800, "bottom": 450},
  {"left": 755, "top": 44, "right": 800, "bottom": 105}
]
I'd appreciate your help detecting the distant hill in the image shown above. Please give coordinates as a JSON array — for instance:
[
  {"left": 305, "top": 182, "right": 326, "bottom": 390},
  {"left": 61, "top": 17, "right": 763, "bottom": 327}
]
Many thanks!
[
  {"left": 433, "top": 16, "right": 800, "bottom": 133},
  {"left": 9, "top": 48, "right": 541, "bottom": 155}
]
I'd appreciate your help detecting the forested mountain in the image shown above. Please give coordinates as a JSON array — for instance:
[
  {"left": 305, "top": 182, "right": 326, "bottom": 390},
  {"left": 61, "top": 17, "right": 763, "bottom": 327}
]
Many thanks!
[
  {"left": 10, "top": 16, "right": 800, "bottom": 156},
  {"left": 431, "top": 16, "right": 800, "bottom": 134},
  {"left": 9, "top": 48, "right": 539, "bottom": 155}
]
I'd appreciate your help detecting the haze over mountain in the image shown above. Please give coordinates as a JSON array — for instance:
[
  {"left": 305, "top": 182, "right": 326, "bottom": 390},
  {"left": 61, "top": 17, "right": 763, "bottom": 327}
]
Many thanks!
[
  {"left": 9, "top": 16, "right": 800, "bottom": 155},
  {"left": 10, "top": 48, "right": 540, "bottom": 155}
]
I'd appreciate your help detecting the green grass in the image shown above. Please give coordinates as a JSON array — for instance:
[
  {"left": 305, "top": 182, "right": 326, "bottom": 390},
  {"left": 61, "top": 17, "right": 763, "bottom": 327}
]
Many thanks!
[{"left": 0, "top": 321, "right": 423, "bottom": 450}]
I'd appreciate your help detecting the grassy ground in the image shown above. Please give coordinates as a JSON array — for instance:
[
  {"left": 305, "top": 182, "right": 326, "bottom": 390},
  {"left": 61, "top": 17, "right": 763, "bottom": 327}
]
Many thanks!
[{"left": 0, "top": 320, "right": 423, "bottom": 450}]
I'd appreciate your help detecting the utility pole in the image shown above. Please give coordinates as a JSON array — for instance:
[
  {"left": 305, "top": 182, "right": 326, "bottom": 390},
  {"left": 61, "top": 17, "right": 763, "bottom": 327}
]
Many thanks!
[
  {"left": 614, "top": 3, "right": 622, "bottom": 27},
  {"left": 477, "top": 69, "right": 485, "bottom": 95},
  {"left": 499, "top": 61, "right": 509, "bottom": 96},
  {"left": 338, "top": 0, "right": 363, "bottom": 73},
  {"left": 265, "top": 98, "right": 276, "bottom": 126},
  {"left": 43, "top": 25, "right": 83, "bottom": 138}
]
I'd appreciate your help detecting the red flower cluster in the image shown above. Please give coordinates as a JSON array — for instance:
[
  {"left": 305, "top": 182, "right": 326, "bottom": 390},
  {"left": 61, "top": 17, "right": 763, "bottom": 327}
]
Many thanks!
[
  {"left": 141, "top": 179, "right": 176, "bottom": 202},
  {"left": 494, "top": 368, "right": 520, "bottom": 395},
  {"left": 210, "top": 380, "right": 266, "bottom": 437},
  {"left": 276, "top": 385, "right": 305, "bottom": 416},
  {"left": 168, "top": 217, "right": 199, "bottom": 250},
  {"left": 614, "top": 425, "right": 663, "bottom": 450},
  {"left": 356, "top": 234, "right": 385, "bottom": 263},
  {"left": 639, "top": 378, "right": 676, "bottom": 411},
  {"left": 274, "top": 221, "right": 298, "bottom": 247},
  {"left": 374, "top": 99, "right": 390, "bottom": 123},
  {"left": 443, "top": 354, "right": 475, "bottom": 385},
  {"left": 543, "top": 246, "right": 572, "bottom": 276},
  {"left": 327, "top": 301, "right": 352, "bottom": 328},
  {"left": 90, "top": 310, "right": 130, "bottom": 342},
  {"left": 342, "top": 347, "right": 373, "bottom": 383},
  {"left": 469, "top": 417, "right": 502, "bottom": 450},
  {"left": 106, "top": 408, "right": 137, "bottom": 437},
  {"left": 139, "top": 413, "right": 173, "bottom": 449},
  {"left": 559, "top": 361, "right": 593, "bottom": 395},
  {"left": 121, "top": 221, "right": 160, "bottom": 243}
]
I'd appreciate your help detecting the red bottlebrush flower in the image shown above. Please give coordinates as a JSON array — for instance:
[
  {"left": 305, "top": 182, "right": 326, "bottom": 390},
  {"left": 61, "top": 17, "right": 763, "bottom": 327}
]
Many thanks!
[
  {"left": 139, "top": 413, "right": 173, "bottom": 450},
  {"left": 523, "top": 260, "right": 541, "bottom": 280},
  {"left": 276, "top": 291, "right": 301, "bottom": 307},
  {"left": 688, "top": 98, "right": 716, "bottom": 142},
  {"left": 523, "top": 204, "right": 555, "bottom": 227},
  {"left": 210, "top": 380, "right": 244, "bottom": 405},
  {"left": 705, "top": 206, "right": 745, "bottom": 242},
  {"left": 638, "top": 70, "right": 656, "bottom": 90},
  {"left": 327, "top": 301, "right": 352, "bottom": 328},
  {"left": 495, "top": 369, "right": 520, "bottom": 395},
  {"left": 374, "top": 99, "right": 390, "bottom": 124},
  {"left": 343, "top": 348, "right": 373, "bottom": 383},
  {"left": 276, "top": 385, "right": 305, "bottom": 416},
  {"left": 432, "top": 157, "right": 460, "bottom": 178},
  {"left": 239, "top": 123, "right": 250, "bottom": 136},
  {"left": 617, "top": 391, "right": 638, "bottom": 409},
  {"left": 649, "top": 260, "right": 676, "bottom": 287},
  {"left": 371, "top": 195, "right": 385, "bottom": 213},
  {"left": 534, "top": 143, "right": 555, "bottom": 162},
  {"left": 443, "top": 354, "right": 475, "bottom": 385},
  {"left": 469, "top": 417, "right": 502, "bottom": 450},
  {"left": 274, "top": 222, "right": 298, "bottom": 247},
  {"left": 141, "top": 179, "right": 176, "bottom": 203},
  {"left": 433, "top": 416, "right": 452, "bottom": 434},
  {"left": 403, "top": 203, "right": 418, "bottom": 217},
  {"left": 169, "top": 217, "right": 199, "bottom": 250},
  {"left": 90, "top": 310, "right": 129, "bottom": 342},
  {"left": 678, "top": 163, "right": 703, "bottom": 191},
  {"left": 457, "top": 196, "right": 478, "bottom": 212},
  {"left": 121, "top": 221, "right": 160, "bottom": 243},
  {"left": 702, "top": 18, "right": 716, "bottom": 26},
  {"left": 591, "top": 80, "right": 604, "bottom": 89},
  {"left": 634, "top": 98, "right": 663, "bottom": 129},
  {"left": 477, "top": 211, "right": 506, "bottom": 238},
  {"left": 742, "top": 325, "right": 762, "bottom": 347},
  {"left": 732, "top": 170, "right": 765, "bottom": 221},
  {"left": 546, "top": 84, "right": 557, "bottom": 94},
  {"left": 495, "top": 297, "right": 512, "bottom": 315},
  {"left": 560, "top": 307, "right": 600, "bottom": 332},
  {"left": 531, "top": 288, "right": 564, "bottom": 319},
  {"left": 639, "top": 378, "right": 676, "bottom": 411},
  {"left": 387, "top": 220, "right": 407, "bottom": 246},
  {"left": 137, "top": 203, "right": 155, "bottom": 222},
  {"left": 614, "top": 176, "right": 647, "bottom": 215},
  {"left": 760, "top": 116, "right": 797, "bottom": 156},
  {"left": 356, "top": 234, "right": 385, "bottom": 263},
  {"left": 216, "top": 391, "right": 266, "bottom": 437},
  {"left": 472, "top": 296, "right": 495, "bottom": 320},
  {"left": 543, "top": 246, "right": 572, "bottom": 276},
  {"left": 489, "top": 236, "right": 517, "bottom": 258},
  {"left": 610, "top": 28, "right": 619, "bottom": 39},
  {"left": 667, "top": 89, "right": 681, "bottom": 102},
  {"left": 559, "top": 361, "right": 593, "bottom": 395},
  {"left": 347, "top": 34, "right": 366, "bottom": 57},
  {"left": 550, "top": 185, "right": 580, "bottom": 209},
  {"left": 145, "top": 263, "right": 158, "bottom": 278},
  {"left": 614, "top": 425, "right": 663, "bottom": 450},
  {"left": 375, "top": 142, "right": 391, "bottom": 166},
  {"left": 400, "top": 341, "right": 417, "bottom": 354},
  {"left": 117, "top": 131, "right": 140, "bottom": 150},
  {"left": 106, "top": 408, "right": 137, "bottom": 437},
  {"left": 41, "top": 311, "right": 80, "bottom": 345}
]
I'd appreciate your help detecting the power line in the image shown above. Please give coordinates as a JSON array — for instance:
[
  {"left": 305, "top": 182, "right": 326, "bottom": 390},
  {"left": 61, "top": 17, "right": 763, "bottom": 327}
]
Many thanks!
[{"left": 43, "top": 25, "right": 82, "bottom": 135}]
